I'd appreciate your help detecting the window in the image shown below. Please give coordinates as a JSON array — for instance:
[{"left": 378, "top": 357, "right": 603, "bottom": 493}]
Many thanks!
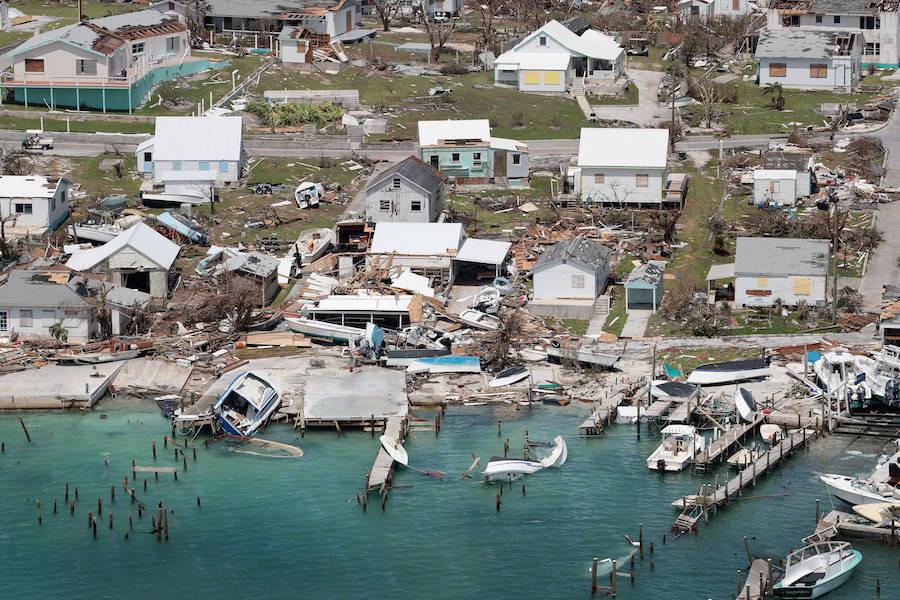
[
  {"left": 861, "top": 16, "right": 880, "bottom": 30},
  {"left": 782, "top": 14, "right": 799, "bottom": 27},
  {"left": 768, "top": 62, "right": 787, "bottom": 78},
  {"left": 512, "top": 154, "right": 521, "bottom": 165},
  {"left": 809, "top": 63, "right": 828, "bottom": 78},
  {"left": 132, "top": 42, "right": 145, "bottom": 55},
  {"left": 60, "top": 190, "right": 67, "bottom": 205},
  {"left": 451, "top": 153, "right": 460, "bottom": 162},
  {"left": 833, "top": 16, "right": 840, "bottom": 24},
  {"left": 166, "top": 36, "right": 180, "bottom": 54},
  {"left": 473, "top": 152, "right": 482, "bottom": 166},
  {"left": 635, "top": 174, "right": 649, "bottom": 188},
  {"left": 171, "top": 161, "right": 181, "bottom": 171},
  {"left": 24, "top": 59, "right": 44, "bottom": 73},
  {"left": 429, "top": 155, "right": 439, "bottom": 168},
  {"left": 219, "top": 161, "right": 229, "bottom": 173},
  {"left": 0, "top": 310, "right": 7, "bottom": 332},
  {"left": 732, "top": 0, "right": 739, "bottom": 9},
  {"left": 379, "top": 199, "right": 390, "bottom": 211},
  {"left": 594, "top": 173, "right": 605, "bottom": 184},
  {"left": 14, "top": 203, "right": 32, "bottom": 214},
  {"left": 63, "top": 310, "right": 79, "bottom": 326},
  {"left": 411, "top": 200, "right": 422, "bottom": 212},
  {"left": 571, "top": 274, "right": 585, "bottom": 289},
  {"left": 392, "top": 177, "right": 401, "bottom": 190},
  {"left": 143, "top": 151, "right": 152, "bottom": 163},
  {"left": 198, "top": 161, "right": 210, "bottom": 170},
  {"left": 41, "top": 310, "right": 55, "bottom": 328},
  {"left": 76, "top": 59, "right": 96, "bottom": 75},
  {"left": 19, "top": 310, "right": 32, "bottom": 328},
  {"left": 539, "top": 36, "right": 547, "bottom": 46},
  {"left": 50, "top": 197, "right": 55, "bottom": 211},
  {"left": 865, "top": 42, "right": 881, "bottom": 57},
  {"left": 815, "top": 15, "right": 822, "bottom": 24}
]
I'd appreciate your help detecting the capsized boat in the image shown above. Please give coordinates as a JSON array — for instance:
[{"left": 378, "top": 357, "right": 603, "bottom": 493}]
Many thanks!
[
  {"left": 734, "top": 387, "right": 757, "bottom": 423},
  {"left": 379, "top": 435, "right": 408, "bottom": 465},
  {"left": 489, "top": 365, "right": 529, "bottom": 388},
  {"left": 213, "top": 371, "right": 281, "bottom": 438},
  {"left": 686, "top": 358, "right": 770, "bottom": 386},
  {"left": 646, "top": 424, "right": 705, "bottom": 472},
  {"left": 760, "top": 424, "right": 784, "bottom": 444},
  {"left": 482, "top": 457, "right": 544, "bottom": 482},
  {"left": 773, "top": 541, "right": 862, "bottom": 598},
  {"left": 538, "top": 436, "right": 568, "bottom": 468},
  {"left": 292, "top": 227, "right": 334, "bottom": 266},
  {"left": 459, "top": 309, "right": 501, "bottom": 331},
  {"left": 727, "top": 447, "right": 764, "bottom": 469}
]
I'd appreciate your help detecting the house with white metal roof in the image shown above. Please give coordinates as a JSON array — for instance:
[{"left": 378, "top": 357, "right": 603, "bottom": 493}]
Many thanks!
[
  {"left": 573, "top": 128, "right": 672, "bottom": 207},
  {"left": 136, "top": 116, "right": 245, "bottom": 185},
  {"left": 494, "top": 20, "right": 625, "bottom": 93},
  {"left": 0, "top": 175, "right": 69, "bottom": 236},
  {"left": 755, "top": 29, "right": 863, "bottom": 92},
  {"left": 65, "top": 222, "right": 180, "bottom": 300},
  {"left": 730, "top": 237, "right": 829, "bottom": 307},
  {"left": 417, "top": 119, "right": 529, "bottom": 187}
]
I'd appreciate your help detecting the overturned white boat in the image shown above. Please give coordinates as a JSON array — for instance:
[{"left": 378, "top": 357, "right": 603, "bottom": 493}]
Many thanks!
[
  {"left": 646, "top": 425, "right": 705, "bottom": 472},
  {"left": 213, "top": 371, "right": 281, "bottom": 438},
  {"left": 284, "top": 316, "right": 366, "bottom": 343},
  {"left": 482, "top": 436, "right": 567, "bottom": 482},
  {"left": 735, "top": 387, "right": 757, "bottom": 423},
  {"left": 459, "top": 309, "right": 501, "bottom": 331},
  {"left": 489, "top": 366, "right": 530, "bottom": 388},
  {"left": 686, "top": 358, "right": 770, "bottom": 386}
]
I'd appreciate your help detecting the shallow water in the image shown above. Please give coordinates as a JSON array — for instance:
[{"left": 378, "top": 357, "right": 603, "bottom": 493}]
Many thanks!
[{"left": 0, "top": 400, "right": 896, "bottom": 599}]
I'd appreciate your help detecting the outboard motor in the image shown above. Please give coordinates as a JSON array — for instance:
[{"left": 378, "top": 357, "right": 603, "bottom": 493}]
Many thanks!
[{"left": 657, "top": 459, "right": 666, "bottom": 472}]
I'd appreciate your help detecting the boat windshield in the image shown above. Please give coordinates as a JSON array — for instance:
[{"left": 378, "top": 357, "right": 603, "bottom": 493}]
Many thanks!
[{"left": 786, "top": 542, "right": 851, "bottom": 567}]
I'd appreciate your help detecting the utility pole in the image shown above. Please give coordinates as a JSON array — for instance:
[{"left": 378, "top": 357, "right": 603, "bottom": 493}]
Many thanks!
[{"left": 831, "top": 198, "right": 839, "bottom": 324}]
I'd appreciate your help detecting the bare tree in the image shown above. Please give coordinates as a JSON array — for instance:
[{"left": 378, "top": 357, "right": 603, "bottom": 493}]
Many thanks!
[
  {"left": 185, "top": 0, "right": 208, "bottom": 47},
  {"left": 468, "top": 0, "right": 506, "bottom": 49},
  {"left": 414, "top": 5, "right": 457, "bottom": 63},
  {"left": 483, "top": 308, "right": 524, "bottom": 368},
  {"left": 372, "top": 0, "right": 402, "bottom": 32},
  {"left": 1, "top": 149, "right": 32, "bottom": 176},
  {"left": 692, "top": 76, "right": 725, "bottom": 129}
]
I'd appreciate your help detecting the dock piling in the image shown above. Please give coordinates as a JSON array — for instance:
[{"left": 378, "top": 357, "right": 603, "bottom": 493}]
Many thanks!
[
  {"left": 815, "top": 498, "right": 820, "bottom": 524},
  {"left": 65, "top": 483, "right": 69, "bottom": 503},
  {"left": 111, "top": 485, "right": 115, "bottom": 502},
  {"left": 18, "top": 416, "right": 32, "bottom": 443},
  {"left": 52, "top": 498, "right": 57, "bottom": 515},
  {"left": 591, "top": 558, "right": 598, "bottom": 595},
  {"left": 639, "top": 523, "right": 644, "bottom": 559},
  {"left": 152, "top": 441, "right": 157, "bottom": 460},
  {"left": 35, "top": 499, "right": 42, "bottom": 524}
]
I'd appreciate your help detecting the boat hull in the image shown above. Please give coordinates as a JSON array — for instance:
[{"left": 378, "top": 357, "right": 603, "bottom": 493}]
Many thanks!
[
  {"left": 820, "top": 474, "right": 894, "bottom": 505},
  {"left": 774, "top": 550, "right": 861, "bottom": 599},
  {"left": 284, "top": 316, "right": 365, "bottom": 343},
  {"left": 687, "top": 359, "right": 770, "bottom": 385}
]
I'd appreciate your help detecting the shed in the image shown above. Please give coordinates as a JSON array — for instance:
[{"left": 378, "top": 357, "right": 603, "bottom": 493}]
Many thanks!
[
  {"left": 533, "top": 236, "right": 611, "bottom": 300},
  {"left": 624, "top": 261, "right": 665, "bottom": 313},
  {"left": 224, "top": 251, "right": 281, "bottom": 306},
  {"left": 136, "top": 116, "right": 244, "bottom": 185},
  {"left": 734, "top": 237, "right": 828, "bottom": 307},
  {"left": 453, "top": 238, "right": 512, "bottom": 281},
  {"left": 763, "top": 152, "right": 814, "bottom": 198},
  {"left": 752, "top": 169, "right": 798, "bottom": 207}
]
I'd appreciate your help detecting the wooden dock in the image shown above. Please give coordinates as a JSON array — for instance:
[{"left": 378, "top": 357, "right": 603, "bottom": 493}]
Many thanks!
[
  {"left": 816, "top": 510, "right": 900, "bottom": 543},
  {"left": 641, "top": 399, "right": 672, "bottom": 419},
  {"left": 673, "top": 428, "right": 818, "bottom": 532},
  {"left": 578, "top": 396, "right": 626, "bottom": 436},
  {"left": 735, "top": 559, "right": 771, "bottom": 600},
  {"left": 692, "top": 416, "right": 765, "bottom": 472},
  {"left": 366, "top": 415, "right": 408, "bottom": 496}
]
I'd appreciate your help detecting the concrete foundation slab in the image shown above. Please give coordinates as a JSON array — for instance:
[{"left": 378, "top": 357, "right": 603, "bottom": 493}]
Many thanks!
[
  {"left": 0, "top": 363, "right": 123, "bottom": 409},
  {"left": 304, "top": 367, "right": 407, "bottom": 422},
  {"left": 113, "top": 358, "right": 193, "bottom": 395},
  {"left": 528, "top": 298, "right": 596, "bottom": 320}
]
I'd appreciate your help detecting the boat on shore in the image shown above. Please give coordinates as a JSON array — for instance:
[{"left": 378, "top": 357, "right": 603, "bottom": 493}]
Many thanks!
[
  {"left": 284, "top": 316, "right": 366, "bottom": 343},
  {"left": 213, "top": 371, "right": 281, "bottom": 438},
  {"left": 734, "top": 387, "right": 757, "bottom": 423},
  {"left": 686, "top": 358, "right": 770, "bottom": 386},
  {"left": 459, "top": 309, "right": 501, "bottom": 331},
  {"left": 646, "top": 424, "right": 705, "bottom": 472},
  {"left": 379, "top": 435, "right": 408, "bottom": 465},
  {"left": 383, "top": 348, "right": 451, "bottom": 367},
  {"left": 407, "top": 356, "right": 481, "bottom": 374},
  {"left": 852, "top": 502, "right": 900, "bottom": 527},
  {"left": 489, "top": 366, "right": 529, "bottom": 388},
  {"left": 292, "top": 228, "right": 334, "bottom": 266},
  {"left": 773, "top": 541, "right": 862, "bottom": 598},
  {"left": 546, "top": 345, "right": 620, "bottom": 369}
]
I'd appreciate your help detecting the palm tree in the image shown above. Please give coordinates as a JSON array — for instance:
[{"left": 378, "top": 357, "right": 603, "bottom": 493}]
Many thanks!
[
  {"left": 763, "top": 83, "right": 785, "bottom": 111},
  {"left": 49, "top": 320, "right": 68, "bottom": 344}
]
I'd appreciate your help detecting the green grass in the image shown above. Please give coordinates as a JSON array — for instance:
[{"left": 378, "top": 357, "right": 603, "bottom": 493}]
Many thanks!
[
  {"left": 63, "top": 153, "right": 141, "bottom": 209},
  {"left": 445, "top": 176, "right": 557, "bottom": 233},
  {"left": 12, "top": 0, "right": 140, "bottom": 20},
  {"left": 589, "top": 82, "right": 639, "bottom": 106},
  {"left": 624, "top": 47, "right": 668, "bottom": 72},
  {"left": 561, "top": 319, "right": 588, "bottom": 337},
  {"left": 0, "top": 116, "right": 152, "bottom": 134},
  {"left": 0, "top": 29, "right": 31, "bottom": 49},
  {"left": 725, "top": 310, "right": 833, "bottom": 336},
  {"left": 270, "top": 282, "right": 295, "bottom": 307},
  {"left": 603, "top": 287, "right": 627, "bottom": 337}
]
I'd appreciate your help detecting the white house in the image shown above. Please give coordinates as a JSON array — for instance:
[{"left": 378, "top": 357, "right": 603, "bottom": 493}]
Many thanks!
[
  {"left": 762, "top": 151, "right": 814, "bottom": 198},
  {"left": 399, "top": 0, "right": 465, "bottom": 20},
  {"left": 680, "top": 0, "right": 751, "bottom": 21},
  {"left": 733, "top": 237, "right": 829, "bottom": 307},
  {"left": 204, "top": 0, "right": 366, "bottom": 41},
  {"left": 574, "top": 128, "right": 671, "bottom": 207},
  {"left": 136, "top": 116, "right": 244, "bottom": 185},
  {"left": 752, "top": 170, "right": 798, "bottom": 207},
  {"left": 755, "top": 29, "right": 864, "bottom": 92},
  {"left": 0, "top": 270, "right": 96, "bottom": 343},
  {"left": 533, "top": 236, "right": 612, "bottom": 301},
  {"left": 0, "top": 175, "right": 69, "bottom": 235},
  {"left": 766, "top": 0, "right": 899, "bottom": 69},
  {"left": 66, "top": 222, "right": 180, "bottom": 300},
  {"left": 494, "top": 20, "right": 624, "bottom": 94},
  {"left": 364, "top": 155, "right": 443, "bottom": 223}
]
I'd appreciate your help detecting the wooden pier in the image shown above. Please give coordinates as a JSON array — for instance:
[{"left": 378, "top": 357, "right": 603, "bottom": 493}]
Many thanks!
[
  {"left": 692, "top": 416, "right": 765, "bottom": 472},
  {"left": 365, "top": 415, "right": 409, "bottom": 498},
  {"left": 815, "top": 510, "right": 900, "bottom": 543},
  {"left": 578, "top": 395, "right": 626, "bottom": 436},
  {"left": 673, "top": 428, "right": 818, "bottom": 532},
  {"left": 640, "top": 399, "right": 672, "bottom": 420},
  {"left": 735, "top": 559, "right": 771, "bottom": 600}
]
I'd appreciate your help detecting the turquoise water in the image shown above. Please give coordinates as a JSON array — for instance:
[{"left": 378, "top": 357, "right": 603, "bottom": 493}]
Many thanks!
[{"left": 0, "top": 400, "right": 896, "bottom": 599}]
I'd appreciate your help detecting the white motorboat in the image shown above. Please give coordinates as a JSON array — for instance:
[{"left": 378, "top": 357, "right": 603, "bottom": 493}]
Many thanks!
[
  {"left": 760, "top": 424, "right": 783, "bottom": 444},
  {"left": 686, "top": 358, "right": 770, "bottom": 386},
  {"left": 773, "top": 541, "right": 862, "bottom": 598},
  {"left": 615, "top": 405, "right": 639, "bottom": 424},
  {"left": 646, "top": 424, "right": 706, "bottom": 472},
  {"left": 472, "top": 286, "right": 501, "bottom": 314},
  {"left": 459, "top": 309, "right": 501, "bottom": 331},
  {"left": 213, "top": 371, "right": 281, "bottom": 438},
  {"left": 482, "top": 457, "right": 544, "bottom": 482},
  {"left": 517, "top": 348, "right": 549, "bottom": 362},
  {"left": 819, "top": 473, "right": 900, "bottom": 505},
  {"left": 852, "top": 502, "right": 900, "bottom": 527},
  {"left": 379, "top": 435, "right": 408, "bottom": 465},
  {"left": 854, "top": 345, "right": 900, "bottom": 409},
  {"left": 284, "top": 316, "right": 366, "bottom": 343},
  {"left": 489, "top": 366, "right": 530, "bottom": 388},
  {"left": 812, "top": 349, "right": 871, "bottom": 404},
  {"left": 727, "top": 447, "right": 764, "bottom": 469},
  {"left": 292, "top": 227, "right": 334, "bottom": 266},
  {"left": 734, "top": 387, "right": 757, "bottom": 423}
]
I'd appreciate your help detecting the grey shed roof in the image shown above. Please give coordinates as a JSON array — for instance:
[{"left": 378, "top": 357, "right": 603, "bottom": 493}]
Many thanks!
[
  {"left": 755, "top": 30, "right": 842, "bottom": 60},
  {"left": 625, "top": 261, "right": 665, "bottom": 288},
  {"left": 810, "top": 0, "right": 877, "bottom": 15},
  {"left": 366, "top": 156, "right": 442, "bottom": 195},
  {"left": 763, "top": 152, "right": 814, "bottom": 172},
  {"left": 534, "top": 236, "right": 612, "bottom": 272},
  {"left": 0, "top": 271, "right": 87, "bottom": 308},
  {"left": 735, "top": 237, "right": 829, "bottom": 277},
  {"left": 225, "top": 252, "right": 280, "bottom": 277}
]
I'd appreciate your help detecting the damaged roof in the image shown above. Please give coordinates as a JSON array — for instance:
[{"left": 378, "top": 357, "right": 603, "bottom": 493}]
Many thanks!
[
  {"left": 625, "top": 261, "right": 665, "bottom": 287},
  {"left": 735, "top": 237, "right": 829, "bottom": 277},
  {"left": 534, "top": 236, "right": 612, "bottom": 272},
  {"left": 0, "top": 271, "right": 87, "bottom": 308},
  {"left": 755, "top": 29, "right": 854, "bottom": 59},
  {"left": 763, "top": 151, "right": 814, "bottom": 172},
  {"left": 0, "top": 176, "right": 65, "bottom": 199},
  {"left": 224, "top": 252, "right": 280, "bottom": 277},
  {"left": 810, "top": 0, "right": 878, "bottom": 15},
  {"left": 365, "top": 156, "right": 442, "bottom": 195}
]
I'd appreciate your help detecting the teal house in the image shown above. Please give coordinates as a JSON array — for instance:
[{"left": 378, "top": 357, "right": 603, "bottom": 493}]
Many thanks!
[
  {"left": 624, "top": 261, "right": 665, "bottom": 313},
  {"left": 2, "top": 8, "right": 224, "bottom": 113},
  {"left": 417, "top": 119, "right": 530, "bottom": 187}
]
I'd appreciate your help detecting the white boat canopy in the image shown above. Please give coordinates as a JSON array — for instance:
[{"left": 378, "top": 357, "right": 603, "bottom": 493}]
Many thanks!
[{"left": 660, "top": 424, "right": 697, "bottom": 437}]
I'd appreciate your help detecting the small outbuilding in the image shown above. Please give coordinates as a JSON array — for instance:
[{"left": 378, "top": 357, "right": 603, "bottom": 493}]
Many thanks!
[
  {"left": 364, "top": 156, "right": 443, "bottom": 224},
  {"left": 0, "top": 270, "right": 96, "bottom": 343},
  {"left": 752, "top": 169, "right": 798, "bottom": 207},
  {"left": 0, "top": 175, "right": 70, "bottom": 235},
  {"left": 223, "top": 251, "right": 281, "bottom": 306},
  {"left": 762, "top": 151, "right": 814, "bottom": 199},
  {"left": 624, "top": 261, "right": 665, "bottom": 313}
]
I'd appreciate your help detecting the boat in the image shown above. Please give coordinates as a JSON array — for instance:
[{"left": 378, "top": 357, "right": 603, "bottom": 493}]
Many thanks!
[
  {"left": 213, "top": 371, "right": 281, "bottom": 438},
  {"left": 489, "top": 366, "right": 529, "bottom": 388},
  {"left": 284, "top": 316, "right": 367, "bottom": 343},
  {"left": 247, "top": 310, "right": 284, "bottom": 332},
  {"left": 292, "top": 227, "right": 334, "bottom": 266},
  {"left": 546, "top": 345, "right": 620, "bottom": 369},
  {"left": 407, "top": 355, "right": 481, "bottom": 374},
  {"left": 459, "top": 309, "right": 501, "bottom": 331},
  {"left": 472, "top": 286, "right": 501, "bottom": 314},
  {"left": 517, "top": 348, "right": 548, "bottom": 362},
  {"left": 853, "top": 345, "right": 900, "bottom": 411},
  {"left": 99, "top": 194, "right": 128, "bottom": 212},
  {"left": 294, "top": 182, "right": 324, "bottom": 209},
  {"left": 773, "top": 541, "right": 862, "bottom": 598},
  {"left": 812, "top": 349, "right": 872, "bottom": 409},
  {"left": 482, "top": 457, "right": 544, "bottom": 482},
  {"left": 141, "top": 190, "right": 210, "bottom": 208},
  {"left": 541, "top": 396, "right": 570, "bottom": 406},
  {"left": 819, "top": 473, "right": 900, "bottom": 505},
  {"left": 155, "top": 211, "right": 209, "bottom": 245},
  {"left": 760, "top": 424, "right": 783, "bottom": 444},
  {"left": 382, "top": 348, "right": 451, "bottom": 367},
  {"left": 646, "top": 424, "right": 705, "bottom": 472},
  {"left": 615, "top": 405, "right": 639, "bottom": 424},
  {"left": 491, "top": 276, "right": 512, "bottom": 295},
  {"left": 56, "top": 348, "right": 142, "bottom": 365},
  {"left": 734, "top": 387, "right": 757, "bottom": 423},
  {"left": 686, "top": 358, "right": 771, "bottom": 385},
  {"left": 727, "top": 447, "right": 764, "bottom": 468},
  {"left": 379, "top": 435, "right": 408, "bottom": 465},
  {"left": 852, "top": 502, "right": 900, "bottom": 527},
  {"left": 72, "top": 222, "right": 122, "bottom": 243},
  {"left": 539, "top": 436, "right": 568, "bottom": 468}
]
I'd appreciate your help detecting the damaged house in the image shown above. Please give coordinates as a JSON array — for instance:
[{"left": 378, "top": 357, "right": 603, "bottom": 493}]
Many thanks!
[
  {"left": 731, "top": 237, "right": 829, "bottom": 307},
  {"left": 0, "top": 175, "right": 70, "bottom": 236},
  {"left": 530, "top": 236, "right": 612, "bottom": 319},
  {"left": 755, "top": 29, "right": 863, "bottom": 92},
  {"left": 223, "top": 251, "right": 281, "bottom": 306},
  {"left": 364, "top": 156, "right": 443, "bottom": 224}
]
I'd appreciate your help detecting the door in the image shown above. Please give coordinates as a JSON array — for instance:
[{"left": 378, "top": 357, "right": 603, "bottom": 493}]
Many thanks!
[
  {"left": 345, "top": 11, "right": 352, "bottom": 33},
  {"left": 494, "top": 150, "right": 507, "bottom": 178},
  {"left": 429, "top": 155, "right": 439, "bottom": 169}
]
